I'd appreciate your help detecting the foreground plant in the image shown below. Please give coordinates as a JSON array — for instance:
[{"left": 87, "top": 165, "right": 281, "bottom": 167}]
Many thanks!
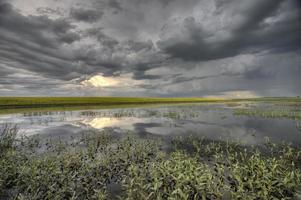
[
  {"left": 0, "top": 126, "right": 301, "bottom": 200},
  {"left": 123, "top": 137, "right": 301, "bottom": 200}
]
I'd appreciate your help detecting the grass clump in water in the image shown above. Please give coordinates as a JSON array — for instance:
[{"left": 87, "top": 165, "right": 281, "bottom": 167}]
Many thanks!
[
  {"left": 0, "top": 126, "right": 301, "bottom": 199},
  {"left": 234, "top": 108, "right": 301, "bottom": 121},
  {"left": 0, "top": 125, "right": 18, "bottom": 156}
]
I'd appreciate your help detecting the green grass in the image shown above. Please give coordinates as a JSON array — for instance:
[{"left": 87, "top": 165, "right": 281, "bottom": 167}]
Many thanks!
[
  {"left": 0, "top": 97, "right": 224, "bottom": 108},
  {"left": 1, "top": 126, "right": 301, "bottom": 199},
  {"left": 1, "top": 97, "right": 301, "bottom": 115},
  {"left": 1, "top": 96, "right": 301, "bottom": 108},
  {"left": 0, "top": 97, "right": 227, "bottom": 115}
]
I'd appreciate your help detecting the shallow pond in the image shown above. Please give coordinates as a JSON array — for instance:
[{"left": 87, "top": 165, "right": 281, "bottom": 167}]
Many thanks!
[{"left": 1, "top": 103, "right": 301, "bottom": 145}]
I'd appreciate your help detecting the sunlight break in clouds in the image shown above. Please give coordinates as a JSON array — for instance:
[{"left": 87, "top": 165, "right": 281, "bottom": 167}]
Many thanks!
[
  {"left": 80, "top": 73, "right": 144, "bottom": 90},
  {"left": 81, "top": 75, "right": 119, "bottom": 87}
]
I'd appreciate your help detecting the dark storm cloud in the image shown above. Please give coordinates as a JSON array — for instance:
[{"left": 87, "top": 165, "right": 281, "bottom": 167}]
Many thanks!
[
  {"left": 0, "top": 0, "right": 7, "bottom": 5},
  {"left": 0, "top": 0, "right": 163, "bottom": 86},
  {"left": 70, "top": 7, "right": 103, "bottom": 23},
  {"left": 233, "top": 0, "right": 284, "bottom": 32},
  {"left": 140, "top": 73, "right": 223, "bottom": 90},
  {"left": 0, "top": 3, "right": 80, "bottom": 46},
  {"left": 0, "top": 64, "right": 18, "bottom": 77},
  {"left": 0, "top": 0, "right": 300, "bottom": 96},
  {"left": 0, "top": 2, "right": 86, "bottom": 81},
  {"left": 106, "top": 0, "right": 122, "bottom": 12},
  {"left": 158, "top": 0, "right": 301, "bottom": 62},
  {"left": 132, "top": 71, "right": 162, "bottom": 80},
  {"left": 73, "top": 30, "right": 163, "bottom": 77},
  {"left": 84, "top": 27, "right": 119, "bottom": 47}
]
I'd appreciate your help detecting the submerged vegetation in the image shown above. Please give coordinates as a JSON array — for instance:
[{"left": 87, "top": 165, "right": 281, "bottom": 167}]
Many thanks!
[
  {"left": 1, "top": 125, "right": 301, "bottom": 199},
  {"left": 234, "top": 108, "right": 301, "bottom": 121}
]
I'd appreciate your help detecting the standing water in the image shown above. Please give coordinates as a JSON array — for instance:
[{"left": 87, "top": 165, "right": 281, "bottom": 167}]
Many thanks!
[{"left": 1, "top": 102, "right": 300, "bottom": 145}]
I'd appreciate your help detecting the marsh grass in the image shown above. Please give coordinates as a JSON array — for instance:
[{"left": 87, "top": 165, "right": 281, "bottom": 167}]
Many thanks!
[
  {"left": 0, "top": 127, "right": 301, "bottom": 200},
  {"left": 297, "top": 121, "right": 301, "bottom": 131},
  {"left": 234, "top": 108, "right": 301, "bottom": 121},
  {"left": 0, "top": 124, "right": 18, "bottom": 156}
]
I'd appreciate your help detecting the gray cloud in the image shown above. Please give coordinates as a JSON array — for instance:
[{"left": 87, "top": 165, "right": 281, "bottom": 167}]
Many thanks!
[
  {"left": 36, "top": 7, "right": 65, "bottom": 17},
  {"left": 158, "top": 0, "right": 301, "bottom": 62},
  {"left": 70, "top": 7, "right": 103, "bottom": 23},
  {"left": 0, "top": 0, "right": 300, "bottom": 97}
]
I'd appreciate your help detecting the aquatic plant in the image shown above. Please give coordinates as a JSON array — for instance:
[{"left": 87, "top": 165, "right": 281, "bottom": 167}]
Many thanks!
[
  {"left": 0, "top": 124, "right": 18, "bottom": 156},
  {"left": 0, "top": 127, "right": 301, "bottom": 199},
  {"left": 234, "top": 108, "right": 301, "bottom": 121}
]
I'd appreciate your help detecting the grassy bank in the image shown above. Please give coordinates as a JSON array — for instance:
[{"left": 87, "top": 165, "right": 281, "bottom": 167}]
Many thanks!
[
  {"left": 1, "top": 126, "right": 301, "bottom": 199},
  {"left": 1, "top": 97, "right": 301, "bottom": 115},
  {"left": 1, "top": 96, "right": 301, "bottom": 109},
  {"left": 0, "top": 97, "right": 224, "bottom": 108}
]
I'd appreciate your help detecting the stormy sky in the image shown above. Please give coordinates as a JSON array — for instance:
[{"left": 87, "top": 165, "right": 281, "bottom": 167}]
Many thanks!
[{"left": 0, "top": 0, "right": 300, "bottom": 97}]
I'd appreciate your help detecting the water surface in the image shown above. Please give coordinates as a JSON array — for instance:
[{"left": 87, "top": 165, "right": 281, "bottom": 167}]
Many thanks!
[{"left": 1, "top": 103, "right": 301, "bottom": 145}]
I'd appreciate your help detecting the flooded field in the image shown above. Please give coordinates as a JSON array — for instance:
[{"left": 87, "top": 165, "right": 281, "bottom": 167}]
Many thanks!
[
  {"left": 1, "top": 101, "right": 301, "bottom": 199},
  {"left": 1, "top": 102, "right": 301, "bottom": 145}
]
